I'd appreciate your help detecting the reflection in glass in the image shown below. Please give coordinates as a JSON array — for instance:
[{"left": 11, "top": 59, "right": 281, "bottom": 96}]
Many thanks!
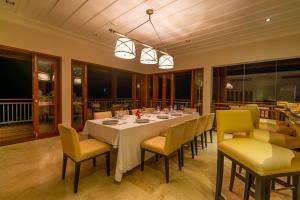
[
  {"left": 72, "top": 62, "right": 84, "bottom": 129},
  {"left": 194, "top": 70, "right": 203, "bottom": 114},
  {"left": 38, "top": 58, "right": 56, "bottom": 134},
  {"left": 244, "top": 61, "right": 276, "bottom": 102}
]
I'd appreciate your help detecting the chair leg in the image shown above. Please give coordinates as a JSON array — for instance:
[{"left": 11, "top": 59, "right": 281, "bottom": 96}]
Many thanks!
[
  {"left": 194, "top": 137, "right": 198, "bottom": 156},
  {"left": 229, "top": 162, "right": 237, "bottom": 191},
  {"left": 164, "top": 156, "right": 169, "bottom": 183},
  {"left": 93, "top": 157, "right": 96, "bottom": 167},
  {"left": 106, "top": 152, "right": 110, "bottom": 176},
  {"left": 190, "top": 140, "right": 194, "bottom": 159},
  {"left": 155, "top": 154, "right": 159, "bottom": 161},
  {"left": 62, "top": 154, "right": 67, "bottom": 180},
  {"left": 201, "top": 135, "right": 204, "bottom": 149},
  {"left": 292, "top": 175, "right": 300, "bottom": 200},
  {"left": 74, "top": 162, "right": 81, "bottom": 193},
  {"left": 141, "top": 148, "right": 145, "bottom": 171},
  {"left": 181, "top": 146, "right": 184, "bottom": 167},
  {"left": 210, "top": 130, "right": 213, "bottom": 143},
  {"left": 255, "top": 176, "right": 270, "bottom": 200},
  {"left": 177, "top": 149, "right": 182, "bottom": 171},
  {"left": 215, "top": 150, "right": 224, "bottom": 200},
  {"left": 243, "top": 171, "right": 253, "bottom": 200},
  {"left": 204, "top": 131, "right": 208, "bottom": 148}
]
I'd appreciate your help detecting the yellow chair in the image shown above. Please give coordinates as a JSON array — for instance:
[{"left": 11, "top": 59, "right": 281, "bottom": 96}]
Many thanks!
[
  {"left": 194, "top": 115, "right": 208, "bottom": 154},
  {"left": 58, "top": 124, "right": 111, "bottom": 193},
  {"left": 94, "top": 111, "right": 112, "bottom": 119},
  {"left": 204, "top": 113, "right": 215, "bottom": 147},
  {"left": 184, "top": 107, "right": 197, "bottom": 113},
  {"left": 141, "top": 122, "right": 186, "bottom": 183},
  {"left": 181, "top": 118, "right": 199, "bottom": 166},
  {"left": 145, "top": 107, "right": 155, "bottom": 113},
  {"left": 215, "top": 110, "right": 300, "bottom": 200},
  {"left": 233, "top": 105, "right": 300, "bottom": 149}
]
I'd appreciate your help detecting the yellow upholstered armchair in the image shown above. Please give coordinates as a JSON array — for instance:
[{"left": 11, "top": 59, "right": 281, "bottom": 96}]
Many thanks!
[
  {"left": 58, "top": 124, "right": 111, "bottom": 193},
  {"left": 141, "top": 122, "right": 186, "bottom": 183},
  {"left": 194, "top": 115, "right": 208, "bottom": 154},
  {"left": 215, "top": 110, "right": 300, "bottom": 200}
]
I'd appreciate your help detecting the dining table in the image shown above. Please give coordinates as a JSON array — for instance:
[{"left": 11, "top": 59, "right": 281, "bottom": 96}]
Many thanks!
[{"left": 82, "top": 112, "right": 198, "bottom": 182}]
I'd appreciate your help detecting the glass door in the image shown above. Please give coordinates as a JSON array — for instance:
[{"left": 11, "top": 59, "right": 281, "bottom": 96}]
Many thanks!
[
  {"left": 72, "top": 62, "right": 87, "bottom": 129},
  {"left": 34, "top": 56, "right": 59, "bottom": 136}
]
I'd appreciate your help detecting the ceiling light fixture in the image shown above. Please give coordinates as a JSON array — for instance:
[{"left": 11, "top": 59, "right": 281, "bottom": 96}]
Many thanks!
[
  {"left": 265, "top": 17, "right": 271, "bottom": 22},
  {"left": 110, "top": 9, "right": 173, "bottom": 69},
  {"left": 114, "top": 37, "right": 135, "bottom": 59}
]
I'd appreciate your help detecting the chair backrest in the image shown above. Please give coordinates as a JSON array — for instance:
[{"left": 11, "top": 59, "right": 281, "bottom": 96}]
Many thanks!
[
  {"left": 145, "top": 107, "right": 154, "bottom": 113},
  {"left": 184, "top": 108, "right": 197, "bottom": 113},
  {"left": 216, "top": 110, "right": 253, "bottom": 143},
  {"left": 205, "top": 113, "right": 215, "bottom": 131},
  {"left": 238, "top": 105, "right": 260, "bottom": 128},
  {"left": 195, "top": 115, "right": 208, "bottom": 137},
  {"left": 115, "top": 110, "right": 129, "bottom": 116},
  {"left": 164, "top": 122, "right": 186, "bottom": 155},
  {"left": 58, "top": 124, "right": 81, "bottom": 160},
  {"left": 94, "top": 111, "right": 112, "bottom": 119},
  {"left": 183, "top": 118, "right": 199, "bottom": 143}
]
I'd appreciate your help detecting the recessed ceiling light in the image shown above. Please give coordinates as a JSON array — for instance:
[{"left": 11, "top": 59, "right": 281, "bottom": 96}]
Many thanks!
[{"left": 265, "top": 18, "right": 271, "bottom": 22}]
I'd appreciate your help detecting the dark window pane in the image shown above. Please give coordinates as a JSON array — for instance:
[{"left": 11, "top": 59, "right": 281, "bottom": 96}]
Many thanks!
[
  {"left": 117, "top": 72, "right": 132, "bottom": 98},
  {"left": 0, "top": 51, "right": 32, "bottom": 99},
  {"left": 174, "top": 72, "right": 191, "bottom": 100},
  {"left": 88, "top": 66, "right": 112, "bottom": 99}
]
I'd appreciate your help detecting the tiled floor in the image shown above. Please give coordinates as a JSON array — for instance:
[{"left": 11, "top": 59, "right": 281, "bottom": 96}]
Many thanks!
[{"left": 0, "top": 133, "right": 291, "bottom": 200}]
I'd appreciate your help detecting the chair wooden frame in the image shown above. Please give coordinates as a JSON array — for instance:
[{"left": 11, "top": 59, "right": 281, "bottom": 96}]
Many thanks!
[
  {"left": 215, "top": 150, "right": 300, "bottom": 200},
  {"left": 62, "top": 151, "right": 110, "bottom": 193},
  {"left": 140, "top": 148, "right": 181, "bottom": 183}
]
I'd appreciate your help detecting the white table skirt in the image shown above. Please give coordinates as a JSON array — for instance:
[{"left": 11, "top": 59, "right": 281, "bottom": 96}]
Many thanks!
[{"left": 82, "top": 113, "right": 198, "bottom": 182}]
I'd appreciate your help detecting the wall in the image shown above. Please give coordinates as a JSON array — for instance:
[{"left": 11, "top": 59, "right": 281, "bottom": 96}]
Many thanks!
[
  {"left": 0, "top": 14, "right": 146, "bottom": 124},
  {"left": 149, "top": 33, "right": 300, "bottom": 114},
  {"left": 1, "top": 12, "right": 300, "bottom": 120}
]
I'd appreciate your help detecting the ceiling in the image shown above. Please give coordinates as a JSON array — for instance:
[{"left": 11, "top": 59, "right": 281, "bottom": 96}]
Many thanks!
[{"left": 1, "top": 0, "right": 300, "bottom": 56}]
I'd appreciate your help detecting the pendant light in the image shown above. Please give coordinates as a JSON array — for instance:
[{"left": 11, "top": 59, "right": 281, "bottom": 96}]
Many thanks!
[
  {"left": 110, "top": 9, "right": 174, "bottom": 69},
  {"left": 114, "top": 37, "right": 135, "bottom": 59},
  {"left": 140, "top": 48, "right": 157, "bottom": 64},
  {"left": 159, "top": 55, "right": 174, "bottom": 69}
]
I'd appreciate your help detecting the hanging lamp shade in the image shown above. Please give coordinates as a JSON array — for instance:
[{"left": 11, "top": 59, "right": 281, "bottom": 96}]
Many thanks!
[
  {"left": 140, "top": 48, "right": 157, "bottom": 64},
  {"left": 158, "top": 55, "right": 174, "bottom": 69},
  {"left": 114, "top": 37, "right": 135, "bottom": 59}
]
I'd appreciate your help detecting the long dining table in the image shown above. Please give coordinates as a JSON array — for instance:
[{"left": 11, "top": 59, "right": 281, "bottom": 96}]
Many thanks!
[{"left": 82, "top": 112, "right": 198, "bottom": 182}]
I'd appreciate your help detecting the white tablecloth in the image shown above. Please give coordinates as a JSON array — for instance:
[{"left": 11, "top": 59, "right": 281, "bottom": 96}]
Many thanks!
[{"left": 82, "top": 113, "right": 198, "bottom": 182}]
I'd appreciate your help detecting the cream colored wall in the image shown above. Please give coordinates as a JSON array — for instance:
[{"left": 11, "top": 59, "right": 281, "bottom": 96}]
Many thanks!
[
  {"left": 1, "top": 13, "right": 300, "bottom": 120},
  {"left": 149, "top": 33, "right": 300, "bottom": 114},
  {"left": 0, "top": 15, "right": 146, "bottom": 124}
]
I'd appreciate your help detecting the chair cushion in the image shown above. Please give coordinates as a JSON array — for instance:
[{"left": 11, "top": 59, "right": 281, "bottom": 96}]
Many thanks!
[
  {"left": 78, "top": 139, "right": 111, "bottom": 162},
  {"left": 141, "top": 136, "right": 166, "bottom": 155},
  {"left": 219, "top": 138, "right": 300, "bottom": 176}
]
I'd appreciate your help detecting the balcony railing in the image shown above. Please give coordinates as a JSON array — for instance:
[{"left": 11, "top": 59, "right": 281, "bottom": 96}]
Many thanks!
[
  {"left": 0, "top": 99, "right": 33, "bottom": 125},
  {"left": 211, "top": 101, "right": 277, "bottom": 119}
]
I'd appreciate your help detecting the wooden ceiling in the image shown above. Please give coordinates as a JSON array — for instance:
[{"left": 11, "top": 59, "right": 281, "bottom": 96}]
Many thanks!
[{"left": 1, "top": 0, "right": 300, "bottom": 56}]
